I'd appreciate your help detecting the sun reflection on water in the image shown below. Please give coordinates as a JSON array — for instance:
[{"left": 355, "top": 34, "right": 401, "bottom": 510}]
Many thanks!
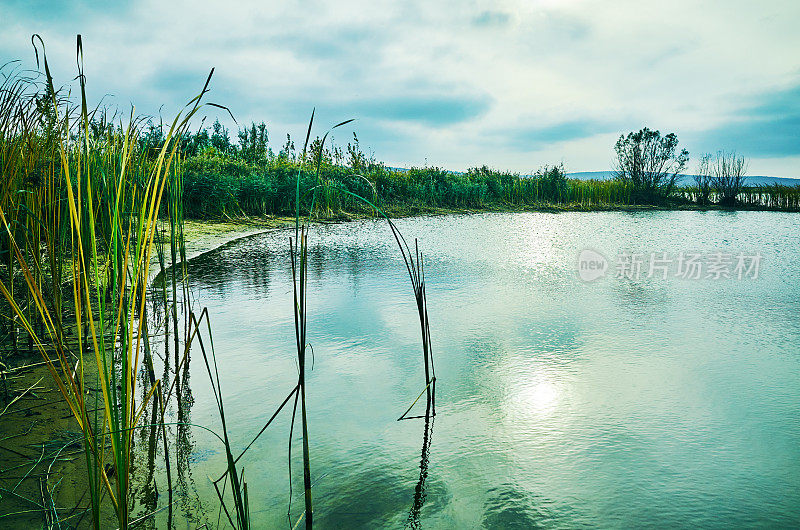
[{"left": 510, "top": 377, "right": 561, "bottom": 417}]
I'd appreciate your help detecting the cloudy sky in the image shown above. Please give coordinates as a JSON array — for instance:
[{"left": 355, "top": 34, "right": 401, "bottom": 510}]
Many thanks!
[{"left": 3, "top": 0, "right": 799, "bottom": 176}]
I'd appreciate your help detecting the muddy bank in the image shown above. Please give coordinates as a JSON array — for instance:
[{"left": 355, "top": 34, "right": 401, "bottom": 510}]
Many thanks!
[{"left": 0, "top": 358, "right": 117, "bottom": 528}]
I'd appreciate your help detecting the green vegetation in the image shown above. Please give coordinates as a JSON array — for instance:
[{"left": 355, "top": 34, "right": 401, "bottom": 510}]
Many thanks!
[
  {"left": 613, "top": 127, "right": 689, "bottom": 204},
  {"left": 161, "top": 124, "right": 795, "bottom": 217},
  {"left": 694, "top": 154, "right": 714, "bottom": 206},
  {"left": 176, "top": 137, "right": 639, "bottom": 216},
  {"left": 0, "top": 36, "right": 207, "bottom": 527},
  {"left": 709, "top": 151, "right": 748, "bottom": 206},
  {"left": 0, "top": 38, "right": 439, "bottom": 529}
]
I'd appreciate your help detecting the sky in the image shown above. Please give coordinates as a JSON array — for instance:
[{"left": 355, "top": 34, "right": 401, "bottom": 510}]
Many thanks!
[{"left": 2, "top": 0, "right": 799, "bottom": 176}]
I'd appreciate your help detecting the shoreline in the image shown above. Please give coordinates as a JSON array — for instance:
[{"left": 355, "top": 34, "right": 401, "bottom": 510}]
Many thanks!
[
  {"left": 168, "top": 201, "right": 799, "bottom": 268},
  {"left": 149, "top": 203, "right": 799, "bottom": 282},
  {"left": 147, "top": 217, "right": 295, "bottom": 284}
]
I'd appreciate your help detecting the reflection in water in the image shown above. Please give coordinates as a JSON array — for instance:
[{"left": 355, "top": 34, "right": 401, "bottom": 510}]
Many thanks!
[
  {"left": 132, "top": 396, "right": 159, "bottom": 529},
  {"left": 174, "top": 337, "right": 203, "bottom": 527},
  {"left": 130, "top": 282, "right": 208, "bottom": 529},
  {"left": 130, "top": 305, "right": 164, "bottom": 529},
  {"left": 513, "top": 378, "right": 559, "bottom": 416},
  {"left": 406, "top": 410, "right": 434, "bottom": 529},
  {"left": 132, "top": 212, "right": 800, "bottom": 527},
  {"left": 141, "top": 227, "right": 444, "bottom": 528},
  {"left": 480, "top": 485, "right": 578, "bottom": 529}
]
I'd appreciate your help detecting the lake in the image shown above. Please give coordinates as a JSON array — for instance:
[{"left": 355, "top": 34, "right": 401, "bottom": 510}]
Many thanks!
[{"left": 143, "top": 211, "right": 800, "bottom": 528}]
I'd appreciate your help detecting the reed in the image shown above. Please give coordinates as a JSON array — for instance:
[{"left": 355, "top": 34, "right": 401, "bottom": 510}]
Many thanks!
[
  {"left": 208, "top": 113, "right": 442, "bottom": 528},
  {"left": 289, "top": 112, "right": 353, "bottom": 528},
  {"left": 173, "top": 130, "right": 799, "bottom": 214},
  {"left": 0, "top": 35, "right": 443, "bottom": 530},
  {"left": 0, "top": 36, "right": 218, "bottom": 527}
]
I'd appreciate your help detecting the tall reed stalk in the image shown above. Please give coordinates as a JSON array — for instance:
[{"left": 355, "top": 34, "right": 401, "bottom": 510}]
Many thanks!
[
  {"left": 1, "top": 36, "right": 440, "bottom": 529},
  {"left": 0, "top": 36, "right": 219, "bottom": 528}
]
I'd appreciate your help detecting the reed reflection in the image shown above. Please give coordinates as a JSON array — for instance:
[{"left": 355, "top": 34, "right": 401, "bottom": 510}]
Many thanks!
[{"left": 406, "top": 406, "right": 435, "bottom": 529}]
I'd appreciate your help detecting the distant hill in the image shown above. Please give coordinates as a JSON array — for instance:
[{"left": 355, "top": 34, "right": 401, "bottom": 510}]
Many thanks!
[{"left": 567, "top": 171, "right": 800, "bottom": 187}]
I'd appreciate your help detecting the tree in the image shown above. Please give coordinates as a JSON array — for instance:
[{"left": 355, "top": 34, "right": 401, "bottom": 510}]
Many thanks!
[
  {"left": 182, "top": 127, "right": 210, "bottom": 156},
  {"left": 694, "top": 154, "right": 713, "bottom": 205},
  {"left": 35, "top": 93, "right": 60, "bottom": 143},
  {"left": 237, "top": 121, "right": 269, "bottom": 164},
  {"left": 139, "top": 120, "right": 165, "bottom": 158},
  {"left": 710, "top": 151, "right": 747, "bottom": 206},
  {"left": 346, "top": 132, "right": 367, "bottom": 171},
  {"left": 278, "top": 133, "right": 295, "bottom": 161},
  {"left": 614, "top": 127, "right": 689, "bottom": 203},
  {"left": 308, "top": 136, "right": 332, "bottom": 167},
  {"left": 535, "top": 163, "right": 568, "bottom": 203},
  {"left": 210, "top": 119, "right": 231, "bottom": 153}
]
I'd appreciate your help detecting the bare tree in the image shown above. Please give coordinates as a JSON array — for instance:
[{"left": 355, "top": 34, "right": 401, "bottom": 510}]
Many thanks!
[
  {"left": 614, "top": 127, "right": 689, "bottom": 203},
  {"left": 711, "top": 151, "right": 747, "bottom": 206},
  {"left": 694, "top": 153, "right": 713, "bottom": 205}
]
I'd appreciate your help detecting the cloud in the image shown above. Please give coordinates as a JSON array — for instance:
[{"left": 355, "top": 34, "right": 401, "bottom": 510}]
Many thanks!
[
  {"left": 505, "top": 119, "right": 618, "bottom": 149},
  {"left": 524, "top": 10, "right": 591, "bottom": 43},
  {"left": 251, "top": 26, "right": 384, "bottom": 64},
  {"left": 356, "top": 93, "right": 491, "bottom": 126},
  {"left": 689, "top": 82, "right": 800, "bottom": 158},
  {"left": 3, "top": 0, "right": 134, "bottom": 22},
  {"left": 1, "top": 0, "right": 799, "bottom": 175},
  {"left": 472, "top": 11, "right": 512, "bottom": 28}
]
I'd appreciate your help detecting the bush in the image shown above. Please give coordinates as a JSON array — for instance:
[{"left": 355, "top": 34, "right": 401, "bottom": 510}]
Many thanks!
[{"left": 710, "top": 151, "right": 747, "bottom": 206}]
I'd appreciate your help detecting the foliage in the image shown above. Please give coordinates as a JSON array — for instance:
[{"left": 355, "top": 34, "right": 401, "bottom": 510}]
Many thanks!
[
  {"left": 0, "top": 38, "right": 259, "bottom": 529},
  {"left": 614, "top": 127, "right": 689, "bottom": 203},
  {"left": 171, "top": 121, "right": 788, "bottom": 215},
  {"left": 535, "top": 163, "right": 568, "bottom": 203}
]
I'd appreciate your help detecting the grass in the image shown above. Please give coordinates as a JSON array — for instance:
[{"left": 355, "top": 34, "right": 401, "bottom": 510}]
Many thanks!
[
  {"left": 178, "top": 153, "right": 644, "bottom": 217},
  {"left": 223, "top": 112, "right": 441, "bottom": 528}
]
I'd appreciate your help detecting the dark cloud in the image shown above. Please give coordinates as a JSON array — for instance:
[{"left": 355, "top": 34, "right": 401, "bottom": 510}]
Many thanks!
[
  {"left": 215, "top": 25, "right": 385, "bottom": 64},
  {"left": 194, "top": 75, "right": 492, "bottom": 128},
  {"left": 2, "top": 0, "right": 798, "bottom": 173},
  {"left": 4, "top": 0, "right": 133, "bottom": 23},
  {"left": 507, "top": 119, "right": 617, "bottom": 149},
  {"left": 149, "top": 68, "right": 209, "bottom": 94},
  {"left": 285, "top": 28, "right": 383, "bottom": 62},
  {"left": 691, "top": 82, "right": 800, "bottom": 156},
  {"left": 356, "top": 93, "right": 491, "bottom": 126}
]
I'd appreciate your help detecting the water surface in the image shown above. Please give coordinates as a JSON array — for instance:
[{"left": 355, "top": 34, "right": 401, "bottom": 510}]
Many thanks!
[{"left": 145, "top": 211, "right": 800, "bottom": 528}]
